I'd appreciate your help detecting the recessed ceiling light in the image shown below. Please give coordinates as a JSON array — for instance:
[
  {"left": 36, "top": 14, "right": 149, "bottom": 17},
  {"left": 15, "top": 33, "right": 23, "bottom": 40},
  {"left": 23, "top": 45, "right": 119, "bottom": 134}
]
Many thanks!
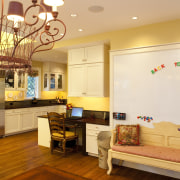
[
  {"left": 78, "top": 29, "right": 83, "bottom": 32},
  {"left": 132, "top": 16, "right": 138, "bottom": 20},
  {"left": 71, "top": 14, "right": 78, "bottom": 17},
  {"left": 88, "top": 5, "right": 104, "bottom": 13}
]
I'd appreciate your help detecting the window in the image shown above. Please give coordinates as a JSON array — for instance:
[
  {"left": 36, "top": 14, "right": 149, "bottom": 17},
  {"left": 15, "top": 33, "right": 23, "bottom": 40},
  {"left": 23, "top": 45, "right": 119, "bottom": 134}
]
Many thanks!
[{"left": 26, "top": 68, "right": 41, "bottom": 99}]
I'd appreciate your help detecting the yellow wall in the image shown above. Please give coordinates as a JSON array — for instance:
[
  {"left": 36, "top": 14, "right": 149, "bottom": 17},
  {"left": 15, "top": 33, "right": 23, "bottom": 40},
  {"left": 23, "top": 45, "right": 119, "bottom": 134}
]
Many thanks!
[
  {"left": 6, "top": 19, "right": 180, "bottom": 111},
  {"left": 41, "top": 91, "right": 67, "bottom": 99},
  {"left": 110, "top": 19, "right": 180, "bottom": 50},
  {"left": 56, "top": 19, "right": 180, "bottom": 50},
  {"left": 60, "top": 19, "right": 180, "bottom": 111},
  {"left": 68, "top": 97, "right": 109, "bottom": 111}
]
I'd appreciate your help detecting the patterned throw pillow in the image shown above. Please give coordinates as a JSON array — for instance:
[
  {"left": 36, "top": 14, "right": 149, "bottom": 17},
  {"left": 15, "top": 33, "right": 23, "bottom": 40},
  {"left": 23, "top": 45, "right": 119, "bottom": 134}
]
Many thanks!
[{"left": 116, "top": 124, "right": 140, "bottom": 145}]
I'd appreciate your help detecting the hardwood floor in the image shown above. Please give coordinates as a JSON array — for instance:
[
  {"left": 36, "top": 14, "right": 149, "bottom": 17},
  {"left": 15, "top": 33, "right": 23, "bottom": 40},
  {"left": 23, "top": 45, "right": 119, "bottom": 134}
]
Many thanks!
[{"left": 0, "top": 131, "right": 178, "bottom": 180}]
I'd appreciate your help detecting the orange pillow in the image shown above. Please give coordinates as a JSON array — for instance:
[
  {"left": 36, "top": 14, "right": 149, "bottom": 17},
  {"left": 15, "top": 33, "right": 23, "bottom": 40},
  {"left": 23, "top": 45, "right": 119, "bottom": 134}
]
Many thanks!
[{"left": 116, "top": 124, "right": 140, "bottom": 145}]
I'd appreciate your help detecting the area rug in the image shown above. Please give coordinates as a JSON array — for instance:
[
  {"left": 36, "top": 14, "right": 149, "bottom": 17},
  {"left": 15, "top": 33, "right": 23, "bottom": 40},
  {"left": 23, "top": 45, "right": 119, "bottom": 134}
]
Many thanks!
[{"left": 9, "top": 165, "right": 90, "bottom": 180}]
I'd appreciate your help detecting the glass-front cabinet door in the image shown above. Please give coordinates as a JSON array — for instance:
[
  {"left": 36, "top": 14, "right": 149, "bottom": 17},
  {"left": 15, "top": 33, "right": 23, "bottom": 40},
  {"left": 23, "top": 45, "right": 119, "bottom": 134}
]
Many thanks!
[
  {"left": 57, "top": 74, "right": 63, "bottom": 90},
  {"left": 17, "top": 72, "right": 26, "bottom": 89},
  {"left": 44, "top": 73, "right": 48, "bottom": 89},
  {"left": 5, "top": 72, "right": 15, "bottom": 89},
  {"left": 50, "top": 73, "right": 56, "bottom": 90},
  {"left": 43, "top": 72, "right": 64, "bottom": 91},
  {"left": 5, "top": 71, "right": 27, "bottom": 91}
]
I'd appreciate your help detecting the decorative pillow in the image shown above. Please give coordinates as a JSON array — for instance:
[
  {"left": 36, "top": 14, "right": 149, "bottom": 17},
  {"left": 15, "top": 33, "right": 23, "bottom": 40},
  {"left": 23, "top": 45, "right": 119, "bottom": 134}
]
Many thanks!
[{"left": 116, "top": 124, "right": 140, "bottom": 145}]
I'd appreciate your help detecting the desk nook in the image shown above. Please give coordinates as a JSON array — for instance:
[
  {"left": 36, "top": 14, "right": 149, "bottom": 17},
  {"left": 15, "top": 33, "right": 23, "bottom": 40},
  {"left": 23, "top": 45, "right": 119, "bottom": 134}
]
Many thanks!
[{"left": 38, "top": 110, "right": 109, "bottom": 155}]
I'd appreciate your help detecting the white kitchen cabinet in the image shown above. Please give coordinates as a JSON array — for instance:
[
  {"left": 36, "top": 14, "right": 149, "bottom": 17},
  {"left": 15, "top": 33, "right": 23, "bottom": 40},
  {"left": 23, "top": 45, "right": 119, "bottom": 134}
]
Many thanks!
[
  {"left": 85, "top": 63, "right": 104, "bottom": 96},
  {"left": 68, "top": 63, "right": 107, "bottom": 97},
  {"left": 43, "top": 72, "right": 64, "bottom": 91},
  {"left": 16, "top": 72, "right": 27, "bottom": 91},
  {"left": 68, "top": 45, "right": 106, "bottom": 65},
  {"left": 68, "top": 44, "right": 109, "bottom": 97},
  {"left": 68, "top": 65, "right": 85, "bottom": 96},
  {"left": 68, "top": 48, "right": 85, "bottom": 65},
  {"left": 86, "top": 123, "right": 110, "bottom": 156},
  {"left": 5, "top": 109, "right": 21, "bottom": 134},
  {"left": 5, "top": 71, "right": 27, "bottom": 91},
  {"left": 21, "top": 110, "right": 34, "bottom": 131},
  {"left": 43, "top": 62, "right": 66, "bottom": 91},
  {"left": 5, "top": 105, "right": 66, "bottom": 136}
]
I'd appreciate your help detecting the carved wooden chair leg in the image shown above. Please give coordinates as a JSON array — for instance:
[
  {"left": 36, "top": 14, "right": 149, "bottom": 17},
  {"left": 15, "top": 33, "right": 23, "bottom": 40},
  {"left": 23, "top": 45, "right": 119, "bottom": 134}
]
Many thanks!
[
  {"left": 107, "top": 150, "right": 112, "bottom": 175},
  {"left": 63, "top": 139, "right": 66, "bottom": 156}
]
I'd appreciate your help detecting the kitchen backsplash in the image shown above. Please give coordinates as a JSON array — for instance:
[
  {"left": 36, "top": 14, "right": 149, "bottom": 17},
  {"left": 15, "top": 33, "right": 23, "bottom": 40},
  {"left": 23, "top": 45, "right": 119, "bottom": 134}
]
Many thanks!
[{"left": 5, "top": 91, "right": 67, "bottom": 101}]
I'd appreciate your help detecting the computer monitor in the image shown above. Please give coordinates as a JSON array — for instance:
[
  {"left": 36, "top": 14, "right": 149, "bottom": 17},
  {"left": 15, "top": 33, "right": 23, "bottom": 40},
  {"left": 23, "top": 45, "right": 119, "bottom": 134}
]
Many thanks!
[{"left": 71, "top": 107, "right": 83, "bottom": 118}]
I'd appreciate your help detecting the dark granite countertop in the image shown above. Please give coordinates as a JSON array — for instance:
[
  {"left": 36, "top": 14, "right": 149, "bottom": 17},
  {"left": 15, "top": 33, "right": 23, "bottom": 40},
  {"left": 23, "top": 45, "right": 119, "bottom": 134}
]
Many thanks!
[{"left": 5, "top": 99, "right": 67, "bottom": 109}]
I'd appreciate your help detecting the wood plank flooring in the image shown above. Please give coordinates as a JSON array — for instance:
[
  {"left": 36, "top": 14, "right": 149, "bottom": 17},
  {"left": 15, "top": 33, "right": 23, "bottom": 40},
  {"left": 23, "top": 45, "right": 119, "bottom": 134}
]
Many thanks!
[{"left": 0, "top": 131, "right": 178, "bottom": 180}]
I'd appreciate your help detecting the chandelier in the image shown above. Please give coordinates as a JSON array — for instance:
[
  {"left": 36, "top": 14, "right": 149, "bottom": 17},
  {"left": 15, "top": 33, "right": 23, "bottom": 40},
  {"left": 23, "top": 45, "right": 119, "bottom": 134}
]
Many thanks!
[{"left": 0, "top": 0, "right": 66, "bottom": 72}]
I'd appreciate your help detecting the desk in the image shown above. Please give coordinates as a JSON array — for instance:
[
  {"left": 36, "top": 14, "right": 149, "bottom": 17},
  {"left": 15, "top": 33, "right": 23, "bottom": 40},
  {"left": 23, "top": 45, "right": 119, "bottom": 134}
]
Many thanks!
[
  {"left": 38, "top": 116, "right": 87, "bottom": 155},
  {"left": 38, "top": 115, "right": 109, "bottom": 156},
  {"left": 65, "top": 118, "right": 86, "bottom": 155}
]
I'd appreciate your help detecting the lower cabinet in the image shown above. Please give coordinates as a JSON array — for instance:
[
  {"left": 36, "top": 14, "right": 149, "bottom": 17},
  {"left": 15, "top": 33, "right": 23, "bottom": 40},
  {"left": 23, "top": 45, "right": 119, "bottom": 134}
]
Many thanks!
[
  {"left": 5, "top": 105, "right": 66, "bottom": 135},
  {"left": 5, "top": 110, "right": 21, "bottom": 134},
  {"left": 21, "top": 110, "right": 34, "bottom": 131},
  {"left": 86, "top": 123, "right": 110, "bottom": 156}
]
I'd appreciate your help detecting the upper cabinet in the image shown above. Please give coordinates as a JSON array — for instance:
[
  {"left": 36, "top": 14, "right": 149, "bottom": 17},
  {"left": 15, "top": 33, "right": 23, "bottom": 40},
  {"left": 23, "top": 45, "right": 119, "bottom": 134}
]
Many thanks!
[
  {"left": 5, "top": 71, "right": 27, "bottom": 91},
  {"left": 68, "top": 45, "right": 105, "bottom": 65},
  {"left": 68, "top": 63, "right": 105, "bottom": 97},
  {"left": 68, "top": 44, "right": 109, "bottom": 97},
  {"left": 43, "top": 72, "right": 63, "bottom": 91},
  {"left": 17, "top": 72, "right": 26, "bottom": 90},
  {"left": 43, "top": 62, "right": 66, "bottom": 91}
]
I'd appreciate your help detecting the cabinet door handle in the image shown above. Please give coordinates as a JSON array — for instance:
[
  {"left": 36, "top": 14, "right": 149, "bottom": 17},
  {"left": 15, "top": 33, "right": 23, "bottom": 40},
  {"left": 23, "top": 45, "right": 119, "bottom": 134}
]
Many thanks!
[
  {"left": 82, "top": 59, "right": 87, "bottom": 62},
  {"left": 82, "top": 92, "right": 86, "bottom": 95}
]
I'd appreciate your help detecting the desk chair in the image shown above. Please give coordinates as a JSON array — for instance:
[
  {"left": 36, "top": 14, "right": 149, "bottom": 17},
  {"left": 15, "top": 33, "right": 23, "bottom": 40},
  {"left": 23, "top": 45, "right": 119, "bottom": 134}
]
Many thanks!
[{"left": 47, "top": 112, "right": 78, "bottom": 156}]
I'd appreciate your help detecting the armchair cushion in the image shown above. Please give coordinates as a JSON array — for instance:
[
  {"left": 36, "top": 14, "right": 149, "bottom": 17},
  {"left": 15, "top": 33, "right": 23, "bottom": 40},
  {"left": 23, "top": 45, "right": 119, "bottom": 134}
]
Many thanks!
[{"left": 116, "top": 124, "right": 140, "bottom": 145}]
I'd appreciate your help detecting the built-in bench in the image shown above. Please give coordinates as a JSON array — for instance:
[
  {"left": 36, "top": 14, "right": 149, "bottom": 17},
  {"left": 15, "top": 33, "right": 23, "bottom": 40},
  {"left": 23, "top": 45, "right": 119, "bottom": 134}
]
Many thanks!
[{"left": 107, "top": 122, "right": 180, "bottom": 175}]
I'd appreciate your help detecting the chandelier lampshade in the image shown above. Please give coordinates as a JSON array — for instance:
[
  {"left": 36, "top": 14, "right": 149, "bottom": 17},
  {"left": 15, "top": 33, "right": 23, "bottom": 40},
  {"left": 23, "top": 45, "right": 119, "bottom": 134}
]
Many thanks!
[
  {"left": 7, "top": 1, "right": 24, "bottom": 22},
  {"left": 0, "top": 0, "right": 66, "bottom": 72},
  {"left": 44, "top": 0, "right": 64, "bottom": 7},
  {"left": 39, "top": 0, "right": 53, "bottom": 21}
]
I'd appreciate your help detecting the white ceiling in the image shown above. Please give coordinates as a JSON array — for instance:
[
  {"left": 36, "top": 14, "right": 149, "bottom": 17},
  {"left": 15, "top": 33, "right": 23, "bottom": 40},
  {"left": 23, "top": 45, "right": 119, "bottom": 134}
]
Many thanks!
[{"left": 2, "top": 0, "right": 180, "bottom": 63}]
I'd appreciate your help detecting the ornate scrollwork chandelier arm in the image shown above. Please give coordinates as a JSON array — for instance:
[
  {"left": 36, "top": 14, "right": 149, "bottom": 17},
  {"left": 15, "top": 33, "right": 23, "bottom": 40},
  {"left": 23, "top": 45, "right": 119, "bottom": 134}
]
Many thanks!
[
  {"left": 29, "top": 19, "right": 66, "bottom": 59},
  {"left": 45, "top": 18, "right": 66, "bottom": 44},
  {"left": 30, "top": 39, "right": 55, "bottom": 60},
  {"left": 1, "top": 0, "right": 67, "bottom": 71},
  {"left": 12, "top": 2, "right": 47, "bottom": 58}
]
